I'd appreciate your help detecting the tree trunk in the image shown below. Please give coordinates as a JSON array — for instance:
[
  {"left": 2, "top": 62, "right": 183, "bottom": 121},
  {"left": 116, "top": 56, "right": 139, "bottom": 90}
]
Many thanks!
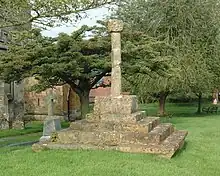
[
  {"left": 67, "top": 87, "right": 71, "bottom": 121},
  {"left": 158, "top": 92, "right": 168, "bottom": 116},
  {"left": 79, "top": 90, "right": 90, "bottom": 119},
  {"left": 197, "top": 92, "right": 202, "bottom": 114}
]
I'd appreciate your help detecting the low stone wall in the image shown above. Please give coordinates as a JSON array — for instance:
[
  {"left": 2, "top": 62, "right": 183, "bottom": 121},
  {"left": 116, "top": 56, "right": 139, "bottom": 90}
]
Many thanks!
[
  {"left": 25, "top": 109, "right": 81, "bottom": 122},
  {"left": 24, "top": 114, "right": 65, "bottom": 121}
]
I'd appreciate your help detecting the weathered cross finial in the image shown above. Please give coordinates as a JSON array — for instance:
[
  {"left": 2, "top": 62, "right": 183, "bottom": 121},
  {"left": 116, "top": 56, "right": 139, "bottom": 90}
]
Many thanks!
[{"left": 108, "top": 19, "right": 124, "bottom": 97}]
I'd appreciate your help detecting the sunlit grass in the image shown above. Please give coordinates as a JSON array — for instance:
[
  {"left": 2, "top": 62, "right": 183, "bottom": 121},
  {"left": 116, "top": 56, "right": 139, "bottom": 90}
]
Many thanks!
[
  {"left": 0, "top": 103, "right": 220, "bottom": 176},
  {"left": 0, "top": 121, "right": 70, "bottom": 138}
]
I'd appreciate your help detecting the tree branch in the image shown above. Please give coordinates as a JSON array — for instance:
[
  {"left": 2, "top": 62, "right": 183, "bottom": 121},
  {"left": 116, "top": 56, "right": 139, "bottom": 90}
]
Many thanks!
[{"left": 0, "top": 0, "right": 117, "bottom": 28}]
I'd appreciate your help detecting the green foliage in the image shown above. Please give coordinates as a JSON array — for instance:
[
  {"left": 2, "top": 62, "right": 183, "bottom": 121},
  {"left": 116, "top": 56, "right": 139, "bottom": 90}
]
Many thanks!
[
  {"left": 0, "top": 25, "right": 111, "bottom": 117},
  {"left": 122, "top": 30, "right": 175, "bottom": 76},
  {"left": 121, "top": 29, "right": 177, "bottom": 103},
  {"left": 116, "top": 0, "right": 220, "bottom": 105}
]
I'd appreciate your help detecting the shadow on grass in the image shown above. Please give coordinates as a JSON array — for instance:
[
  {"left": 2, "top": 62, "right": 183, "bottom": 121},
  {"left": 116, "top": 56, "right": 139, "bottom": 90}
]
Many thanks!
[
  {"left": 169, "top": 112, "right": 219, "bottom": 118},
  {"left": 172, "top": 141, "right": 188, "bottom": 158}
]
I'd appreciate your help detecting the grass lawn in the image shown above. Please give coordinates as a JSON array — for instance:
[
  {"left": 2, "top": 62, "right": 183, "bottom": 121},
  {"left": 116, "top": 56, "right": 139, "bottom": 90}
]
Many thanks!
[
  {"left": 0, "top": 121, "right": 70, "bottom": 138},
  {"left": 0, "top": 133, "right": 41, "bottom": 147},
  {"left": 0, "top": 103, "right": 220, "bottom": 176}
]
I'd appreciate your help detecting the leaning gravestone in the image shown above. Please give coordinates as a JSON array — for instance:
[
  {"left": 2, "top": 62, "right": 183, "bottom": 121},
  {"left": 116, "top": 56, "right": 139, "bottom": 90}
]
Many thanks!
[
  {"left": 32, "top": 20, "right": 188, "bottom": 158},
  {"left": 39, "top": 89, "right": 61, "bottom": 142}
]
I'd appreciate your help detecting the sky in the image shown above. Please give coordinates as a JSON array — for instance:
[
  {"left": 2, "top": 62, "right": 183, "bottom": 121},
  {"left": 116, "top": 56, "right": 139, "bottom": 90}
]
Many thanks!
[{"left": 41, "top": 7, "right": 110, "bottom": 37}]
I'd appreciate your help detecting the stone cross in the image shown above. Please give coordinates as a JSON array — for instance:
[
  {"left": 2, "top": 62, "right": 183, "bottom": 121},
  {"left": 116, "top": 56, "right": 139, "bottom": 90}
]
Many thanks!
[
  {"left": 45, "top": 89, "right": 56, "bottom": 117},
  {"left": 40, "top": 88, "right": 61, "bottom": 142},
  {"left": 108, "top": 19, "right": 124, "bottom": 97}
]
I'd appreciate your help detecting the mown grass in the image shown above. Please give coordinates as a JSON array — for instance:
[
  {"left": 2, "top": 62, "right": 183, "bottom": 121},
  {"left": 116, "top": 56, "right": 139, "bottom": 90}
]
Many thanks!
[
  {"left": 0, "top": 103, "right": 220, "bottom": 176},
  {"left": 140, "top": 102, "right": 219, "bottom": 117},
  {"left": 0, "top": 133, "right": 41, "bottom": 147},
  {"left": 0, "top": 121, "right": 70, "bottom": 138}
]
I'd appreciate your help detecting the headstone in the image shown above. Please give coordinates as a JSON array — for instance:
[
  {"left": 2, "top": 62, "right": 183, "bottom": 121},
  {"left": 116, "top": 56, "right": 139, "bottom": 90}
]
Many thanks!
[{"left": 40, "top": 89, "right": 61, "bottom": 142}]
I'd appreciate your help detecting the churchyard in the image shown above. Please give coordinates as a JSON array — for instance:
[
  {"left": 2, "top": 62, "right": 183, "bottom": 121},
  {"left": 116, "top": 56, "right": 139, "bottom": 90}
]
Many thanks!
[
  {"left": 1, "top": 0, "right": 220, "bottom": 176},
  {"left": 1, "top": 103, "right": 220, "bottom": 176}
]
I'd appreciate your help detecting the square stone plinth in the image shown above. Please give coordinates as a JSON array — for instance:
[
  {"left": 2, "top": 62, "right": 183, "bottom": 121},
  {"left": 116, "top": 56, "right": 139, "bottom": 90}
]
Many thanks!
[{"left": 93, "top": 95, "right": 138, "bottom": 116}]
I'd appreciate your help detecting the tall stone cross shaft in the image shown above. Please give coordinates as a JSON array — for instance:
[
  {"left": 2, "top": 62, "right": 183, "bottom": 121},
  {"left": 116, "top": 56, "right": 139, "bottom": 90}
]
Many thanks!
[{"left": 108, "top": 19, "right": 124, "bottom": 97}]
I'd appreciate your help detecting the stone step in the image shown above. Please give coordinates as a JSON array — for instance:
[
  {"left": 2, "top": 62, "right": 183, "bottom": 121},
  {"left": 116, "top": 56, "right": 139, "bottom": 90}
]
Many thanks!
[
  {"left": 57, "top": 129, "right": 148, "bottom": 145},
  {"left": 138, "top": 117, "right": 160, "bottom": 133},
  {"left": 57, "top": 129, "right": 122, "bottom": 145},
  {"left": 70, "top": 115, "right": 160, "bottom": 133},
  {"left": 70, "top": 116, "right": 159, "bottom": 134},
  {"left": 159, "top": 130, "right": 188, "bottom": 158},
  {"left": 147, "top": 123, "right": 174, "bottom": 144},
  {"left": 115, "top": 130, "right": 188, "bottom": 158},
  {"left": 33, "top": 142, "right": 118, "bottom": 152}
]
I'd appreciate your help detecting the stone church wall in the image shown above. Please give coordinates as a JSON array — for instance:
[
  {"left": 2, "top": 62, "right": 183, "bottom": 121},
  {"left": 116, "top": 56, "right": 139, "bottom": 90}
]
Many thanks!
[{"left": 24, "top": 77, "right": 81, "bottom": 121}]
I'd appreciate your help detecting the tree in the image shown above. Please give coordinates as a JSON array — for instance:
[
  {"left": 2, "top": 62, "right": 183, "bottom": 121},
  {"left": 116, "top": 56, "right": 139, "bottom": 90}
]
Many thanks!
[
  {"left": 116, "top": 0, "right": 220, "bottom": 114},
  {"left": 0, "top": 25, "right": 111, "bottom": 118},
  {"left": 121, "top": 30, "right": 177, "bottom": 116},
  {"left": 0, "top": 0, "right": 117, "bottom": 28},
  {"left": 180, "top": 53, "right": 215, "bottom": 113}
]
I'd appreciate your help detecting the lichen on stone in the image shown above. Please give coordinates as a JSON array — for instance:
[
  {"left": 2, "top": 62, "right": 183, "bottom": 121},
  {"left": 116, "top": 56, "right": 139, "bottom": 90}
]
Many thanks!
[{"left": 51, "top": 132, "right": 59, "bottom": 142}]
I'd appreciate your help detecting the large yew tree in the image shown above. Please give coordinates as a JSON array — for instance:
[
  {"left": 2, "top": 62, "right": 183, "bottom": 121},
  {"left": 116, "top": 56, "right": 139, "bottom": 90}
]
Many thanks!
[{"left": 0, "top": 26, "right": 111, "bottom": 118}]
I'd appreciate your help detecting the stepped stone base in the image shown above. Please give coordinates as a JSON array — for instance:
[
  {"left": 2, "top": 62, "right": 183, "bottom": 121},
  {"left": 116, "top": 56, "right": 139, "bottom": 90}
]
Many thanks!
[
  {"left": 33, "top": 130, "right": 187, "bottom": 158},
  {"left": 32, "top": 95, "right": 188, "bottom": 158},
  {"left": 32, "top": 117, "right": 187, "bottom": 158}
]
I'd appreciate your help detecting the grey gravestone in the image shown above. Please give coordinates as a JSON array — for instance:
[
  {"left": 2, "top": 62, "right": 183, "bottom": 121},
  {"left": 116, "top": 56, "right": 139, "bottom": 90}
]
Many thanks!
[
  {"left": 40, "top": 89, "right": 61, "bottom": 142},
  {"left": 42, "top": 118, "right": 61, "bottom": 136}
]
